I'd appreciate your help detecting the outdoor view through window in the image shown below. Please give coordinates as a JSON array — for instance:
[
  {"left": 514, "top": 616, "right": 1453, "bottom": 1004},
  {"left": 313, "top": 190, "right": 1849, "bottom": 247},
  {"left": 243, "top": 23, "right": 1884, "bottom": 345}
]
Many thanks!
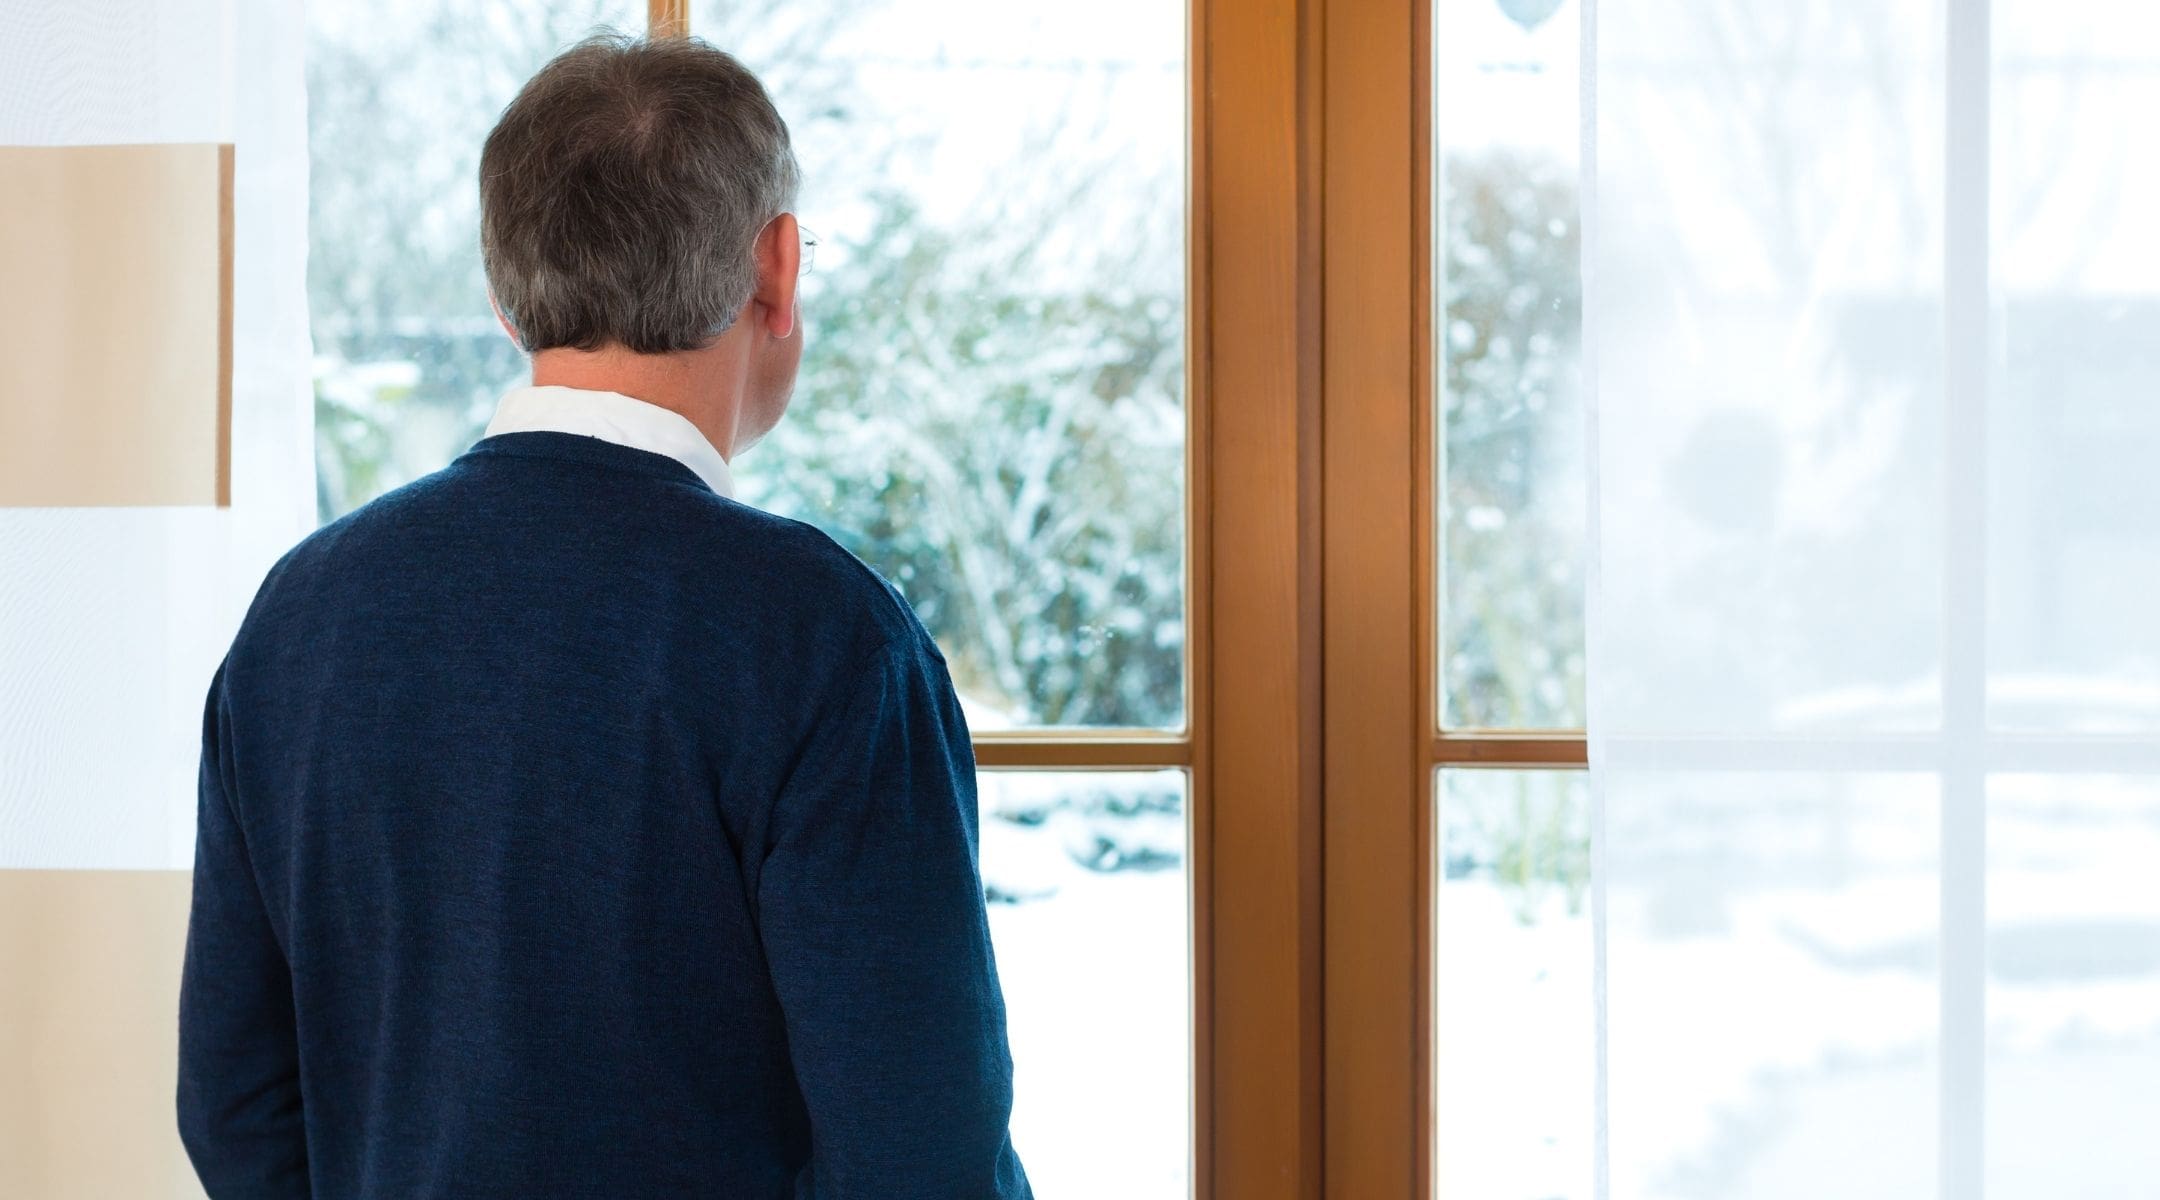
[
  {"left": 307, "top": 2, "right": 1190, "bottom": 1196},
  {"left": 1433, "top": 0, "right": 1590, "bottom": 1196},
  {"left": 1438, "top": 1, "right": 2160, "bottom": 1197}
]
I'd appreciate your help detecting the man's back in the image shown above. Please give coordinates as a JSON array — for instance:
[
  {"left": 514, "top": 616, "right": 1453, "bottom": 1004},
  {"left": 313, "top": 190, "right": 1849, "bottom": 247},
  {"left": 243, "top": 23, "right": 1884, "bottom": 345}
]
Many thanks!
[{"left": 177, "top": 431, "right": 1031, "bottom": 1198}]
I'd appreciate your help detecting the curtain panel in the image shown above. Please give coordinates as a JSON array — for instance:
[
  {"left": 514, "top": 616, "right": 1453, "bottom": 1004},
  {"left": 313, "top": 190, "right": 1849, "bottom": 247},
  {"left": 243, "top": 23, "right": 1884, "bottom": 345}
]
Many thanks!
[
  {"left": 0, "top": 0, "right": 311, "bottom": 1193},
  {"left": 0, "top": 0, "right": 313, "bottom": 869},
  {"left": 1585, "top": 0, "right": 2160, "bottom": 1195}
]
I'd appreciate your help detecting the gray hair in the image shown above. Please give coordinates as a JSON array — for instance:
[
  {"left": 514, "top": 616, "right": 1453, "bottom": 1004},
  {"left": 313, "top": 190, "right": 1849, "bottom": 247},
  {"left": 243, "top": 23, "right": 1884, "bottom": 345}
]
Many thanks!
[{"left": 479, "top": 32, "right": 801, "bottom": 354}]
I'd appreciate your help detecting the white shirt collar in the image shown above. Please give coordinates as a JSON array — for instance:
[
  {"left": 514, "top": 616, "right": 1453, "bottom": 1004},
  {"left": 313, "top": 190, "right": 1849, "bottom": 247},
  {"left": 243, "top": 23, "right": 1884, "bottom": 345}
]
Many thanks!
[{"left": 482, "top": 385, "right": 734, "bottom": 497}]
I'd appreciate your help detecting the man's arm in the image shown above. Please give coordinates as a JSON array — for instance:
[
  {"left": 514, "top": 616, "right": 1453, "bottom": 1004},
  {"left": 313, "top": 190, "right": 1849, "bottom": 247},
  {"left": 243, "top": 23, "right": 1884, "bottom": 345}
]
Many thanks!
[
  {"left": 177, "top": 662, "right": 309, "bottom": 1197},
  {"left": 757, "top": 635, "right": 1033, "bottom": 1200}
]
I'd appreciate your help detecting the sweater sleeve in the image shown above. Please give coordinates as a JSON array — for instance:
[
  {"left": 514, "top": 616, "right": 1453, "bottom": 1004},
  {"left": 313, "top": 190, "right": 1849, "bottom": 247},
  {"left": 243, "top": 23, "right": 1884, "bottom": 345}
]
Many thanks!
[
  {"left": 177, "top": 662, "right": 310, "bottom": 1198},
  {"left": 756, "top": 636, "right": 1033, "bottom": 1200}
]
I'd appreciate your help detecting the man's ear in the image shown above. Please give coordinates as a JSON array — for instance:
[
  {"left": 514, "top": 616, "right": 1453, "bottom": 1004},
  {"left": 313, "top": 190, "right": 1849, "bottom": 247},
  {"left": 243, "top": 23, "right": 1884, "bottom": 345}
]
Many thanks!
[
  {"left": 751, "top": 213, "right": 800, "bottom": 340},
  {"left": 487, "top": 292, "right": 525, "bottom": 351}
]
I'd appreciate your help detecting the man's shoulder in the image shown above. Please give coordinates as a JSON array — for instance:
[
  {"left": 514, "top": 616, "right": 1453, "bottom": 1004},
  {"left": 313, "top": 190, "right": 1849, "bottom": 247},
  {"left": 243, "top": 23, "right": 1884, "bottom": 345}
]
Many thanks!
[
  {"left": 253, "top": 461, "right": 473, "bottom": 588},
  {"left": 706, "top": 503, "right": 929, "bottom": 653},
  {"left": 254, "top": 461, "right": 928, "bottom": 655}
]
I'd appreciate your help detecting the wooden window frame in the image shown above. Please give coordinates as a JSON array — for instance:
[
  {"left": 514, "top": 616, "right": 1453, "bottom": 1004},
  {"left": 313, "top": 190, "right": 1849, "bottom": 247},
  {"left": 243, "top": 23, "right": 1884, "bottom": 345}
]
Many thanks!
[
  {"left": 1328, "top": 2, "right": 1587, "bottom": 1197},
  {"left": 659, "top": 1, "right": 1587, "bottom": 1197},
  {"left": 658, "top": 3, "right": 1320, "bottom": 1198}
]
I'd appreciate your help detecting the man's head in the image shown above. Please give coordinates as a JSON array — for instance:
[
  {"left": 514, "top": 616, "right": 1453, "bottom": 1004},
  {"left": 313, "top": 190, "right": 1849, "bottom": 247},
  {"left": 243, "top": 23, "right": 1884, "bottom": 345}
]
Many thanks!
[{"left": 480, "top": 33, "right": 804, "bottom": 454}]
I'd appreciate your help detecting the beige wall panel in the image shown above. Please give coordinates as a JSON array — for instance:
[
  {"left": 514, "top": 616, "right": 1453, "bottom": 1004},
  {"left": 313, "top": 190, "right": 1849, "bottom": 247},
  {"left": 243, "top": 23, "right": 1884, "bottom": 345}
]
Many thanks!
[
  {"left": 0, "top": 869, "right": 203, "bottom": 1198},
  {"left": 0, "top": 144, "right": 232, "bottom": 508}
]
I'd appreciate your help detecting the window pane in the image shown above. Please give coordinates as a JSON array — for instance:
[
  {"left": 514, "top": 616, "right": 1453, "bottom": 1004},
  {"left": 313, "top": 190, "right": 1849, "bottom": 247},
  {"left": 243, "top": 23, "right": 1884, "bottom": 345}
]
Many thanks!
[
  {"left": 1988, "top": 5, "right": 2160, "bottom": 732},
  {"left": 697, "top": 0, "right": 1188, "bottom": 729},
  {"left": 1436, "top": 0, "right": 1586, "bottom": 730},
  {"left": 1590, "top": 1, "right": 1948, "bottom": 739},
  {"left": 1987, "top": 773, "right": 2160, "bottom": 1193},
  {"left": 1606, "top": 771, "right": 1939, "bottom": 1198},
  {"left": 1435, "top": 769, "right": 1592, "bottom": 1200},
  {"left": 980, "top": 770, "right": 1190, "bottom": 1198},
  {"left": 307, "top": 2, "right": 643, "bottom": 520}
]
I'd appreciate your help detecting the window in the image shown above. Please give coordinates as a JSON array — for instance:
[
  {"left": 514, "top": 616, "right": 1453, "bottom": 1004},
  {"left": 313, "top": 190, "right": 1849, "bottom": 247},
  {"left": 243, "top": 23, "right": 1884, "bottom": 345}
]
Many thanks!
[
  {"left": 310, "top": 0, "right": 1188, "bottom": 734},
  {"left": 1434, "top": 769, "right": 1591, "bottom": 1198},
  {"left": 683, "top": 10, "right": 1197, "bottom": 1184},
  {"left": 306, "top": 3, "right": 1196, "bottom": 1195},
  {"left": 694, "top": 0, "right": 1188, "bottom": 731},
  {"left": 1429, "top": 2, "right": 1590, "bottom": 1195},
  {"left": 1435, "top": 0, "right": 1584, "bottom": 733},
  {"left": 978, "top": 771, "right": 1190, "bottom": 1198},
  {"left": 1988, "top": 2, "right": 2160, "bottom": 731},
  {"left": 1431, "top": 0, "right": 2160, "bottom": 1196},
  {"left": 302, "top": 2, "right": 2157, "bottom": 1196},
  {"left": 308, "top": 1, "right": 643, "bottom": 520}
]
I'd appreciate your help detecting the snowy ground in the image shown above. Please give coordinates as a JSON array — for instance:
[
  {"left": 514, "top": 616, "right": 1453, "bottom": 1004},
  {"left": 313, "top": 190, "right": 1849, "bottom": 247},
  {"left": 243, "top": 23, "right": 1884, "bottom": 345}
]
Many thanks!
[
  {"left": 978, "top": 773, "right": 1190, "bottom": 1199},
  {"left": 1438, "top": 773, "right": 2160, "bottom": 1199},
  {"left": 973, "top": 772, "right": 2156, "bottom": 1199}
]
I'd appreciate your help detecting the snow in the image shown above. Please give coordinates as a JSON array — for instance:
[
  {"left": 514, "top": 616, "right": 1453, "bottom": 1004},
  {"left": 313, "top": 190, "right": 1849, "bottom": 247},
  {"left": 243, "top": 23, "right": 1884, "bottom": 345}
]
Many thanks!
[
  {"left": 990, "top": 867, "right": 1189, "bottom": 1198},
  {"left": 1437, "top": 882, "right": 1596, "bottom": 1200},
  {"left": 1436, "top": 773, "right": 2160, "bottom": 1198},
  {"left": 971, "top": 764, "right": 2154, "bottom": 1199},
  {"left": 979, "top": 774, "right": 1190, "bottom": 1198}
]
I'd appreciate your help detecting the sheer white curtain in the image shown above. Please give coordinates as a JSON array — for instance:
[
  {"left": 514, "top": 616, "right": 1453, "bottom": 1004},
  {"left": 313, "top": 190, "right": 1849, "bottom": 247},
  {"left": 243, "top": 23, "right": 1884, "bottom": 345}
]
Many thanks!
[
  {"left": 0, "top": 0, "right": 313, "bottom": 870},
  {"left": 0, "top": 0, "right": 310, "bottom": 1191},
  {"left": 1584, "top": 0, "right": 2160, "bottom": 1196}
]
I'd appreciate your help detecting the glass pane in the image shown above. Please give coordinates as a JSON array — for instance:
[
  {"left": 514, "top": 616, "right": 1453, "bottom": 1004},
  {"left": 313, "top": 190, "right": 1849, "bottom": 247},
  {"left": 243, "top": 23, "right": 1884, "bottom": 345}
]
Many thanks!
[
  {"left": 1435, "top": 0, "right": 1586, "bottom": 730},
  {"left": 979, "top": 770, "right": 1190, "bottom": 1199},
  {"left": 307, "top": 1, "right": 644, "bottom": 521},
  {"left": 696, "top": 0, "right": 1188, "bottom": 729},
  {"left": 1435, "top": 769, "right": 1592, "bottom": 1200},
  {"left": 1988, "top": 5, "right": 2160, "bottom": 732},
  {"left": 1606, "top": 771, "right": 1939, "bottom": 1198},
  {"left": 1987, "top": 773, "right": 2160, "bottom": 1194},
  {"left": 1590, "top": 0, "right": 1947, "bottom": 738}
]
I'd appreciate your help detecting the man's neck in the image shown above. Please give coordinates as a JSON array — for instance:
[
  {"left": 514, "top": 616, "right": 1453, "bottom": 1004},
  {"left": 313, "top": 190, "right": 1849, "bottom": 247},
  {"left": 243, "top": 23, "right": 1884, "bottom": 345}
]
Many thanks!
[{"left": 529, "top": 344, "right": 743, "bottom": 461}]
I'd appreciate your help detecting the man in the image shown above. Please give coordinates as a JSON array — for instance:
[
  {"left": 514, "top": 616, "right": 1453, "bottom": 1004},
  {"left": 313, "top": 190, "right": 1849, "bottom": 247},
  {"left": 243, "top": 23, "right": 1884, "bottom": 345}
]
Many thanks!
[{"left": 178, "top": 33, "right": 1032, "bottom": 1199}]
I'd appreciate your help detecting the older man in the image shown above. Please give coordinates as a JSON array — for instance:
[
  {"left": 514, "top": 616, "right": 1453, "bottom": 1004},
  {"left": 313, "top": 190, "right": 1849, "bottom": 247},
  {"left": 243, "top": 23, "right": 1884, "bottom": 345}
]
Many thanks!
[{"left": 177, "top": 33, "right": 1031, "bottom": 1199}]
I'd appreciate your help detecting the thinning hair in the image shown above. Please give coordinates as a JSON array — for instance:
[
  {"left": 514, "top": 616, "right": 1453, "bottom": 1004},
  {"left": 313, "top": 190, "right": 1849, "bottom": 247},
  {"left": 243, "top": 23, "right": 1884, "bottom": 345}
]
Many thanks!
[{"left": 479, "top": 32, "right": 800, "bottom": 354}]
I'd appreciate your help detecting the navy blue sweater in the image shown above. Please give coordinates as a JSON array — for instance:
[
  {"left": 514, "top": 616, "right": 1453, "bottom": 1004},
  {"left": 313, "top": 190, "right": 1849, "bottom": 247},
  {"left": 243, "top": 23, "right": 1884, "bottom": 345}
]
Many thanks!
[{"left": 178, "top": 431, "right": 1032, "bottom": 1199}]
